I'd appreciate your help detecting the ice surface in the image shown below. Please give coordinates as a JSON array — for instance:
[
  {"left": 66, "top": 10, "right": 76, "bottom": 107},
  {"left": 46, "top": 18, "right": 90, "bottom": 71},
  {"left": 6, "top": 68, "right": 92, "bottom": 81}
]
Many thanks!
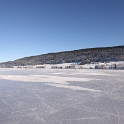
[{"left": 0, "top": 68, "right": 124, "bottom": 124}]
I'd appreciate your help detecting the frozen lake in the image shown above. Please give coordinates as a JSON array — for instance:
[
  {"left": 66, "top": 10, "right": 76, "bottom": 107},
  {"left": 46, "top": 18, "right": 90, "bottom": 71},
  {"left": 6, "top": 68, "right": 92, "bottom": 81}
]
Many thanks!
[{"left": 0, "top": 68, "right": 124, "bottom": 124}]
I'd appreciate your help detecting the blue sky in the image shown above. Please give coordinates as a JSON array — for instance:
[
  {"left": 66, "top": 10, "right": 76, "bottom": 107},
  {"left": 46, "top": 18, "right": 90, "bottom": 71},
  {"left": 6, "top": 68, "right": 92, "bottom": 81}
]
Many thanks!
[{"left": 0, "top": 0, "right": 124, "bottom": 62}]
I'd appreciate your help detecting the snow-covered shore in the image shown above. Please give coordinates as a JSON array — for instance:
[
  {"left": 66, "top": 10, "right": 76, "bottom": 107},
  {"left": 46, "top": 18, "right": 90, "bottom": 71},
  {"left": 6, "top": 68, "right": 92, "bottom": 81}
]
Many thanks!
[{"left": 11, "top": 61, "right": 124, "bottom": 69}]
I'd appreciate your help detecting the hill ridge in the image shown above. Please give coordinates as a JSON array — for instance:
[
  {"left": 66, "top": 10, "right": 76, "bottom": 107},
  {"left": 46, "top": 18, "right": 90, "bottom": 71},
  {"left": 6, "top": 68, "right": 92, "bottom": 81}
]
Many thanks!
[{"left": 0, "top": 45, "right": 124, "bottom": 67}]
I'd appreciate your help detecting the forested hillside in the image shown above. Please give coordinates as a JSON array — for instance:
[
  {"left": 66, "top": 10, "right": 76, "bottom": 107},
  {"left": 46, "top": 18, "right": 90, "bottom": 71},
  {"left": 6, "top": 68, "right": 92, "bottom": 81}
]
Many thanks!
[{"left": 0, "top": 45, "right": 124, "bottom": 67}]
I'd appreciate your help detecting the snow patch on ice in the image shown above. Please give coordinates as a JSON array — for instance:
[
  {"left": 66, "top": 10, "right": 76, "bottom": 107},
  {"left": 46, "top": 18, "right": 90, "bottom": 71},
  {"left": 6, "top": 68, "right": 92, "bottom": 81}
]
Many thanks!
[{"left": 0, "top": 74, "right": 101, "bottom": 92}]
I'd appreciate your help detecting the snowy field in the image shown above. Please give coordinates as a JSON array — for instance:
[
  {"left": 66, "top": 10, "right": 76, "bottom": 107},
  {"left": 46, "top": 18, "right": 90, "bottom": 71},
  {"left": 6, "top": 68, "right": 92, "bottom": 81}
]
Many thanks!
[{"left": 0, "top": 68, "right": 124, "bottom": 124}]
